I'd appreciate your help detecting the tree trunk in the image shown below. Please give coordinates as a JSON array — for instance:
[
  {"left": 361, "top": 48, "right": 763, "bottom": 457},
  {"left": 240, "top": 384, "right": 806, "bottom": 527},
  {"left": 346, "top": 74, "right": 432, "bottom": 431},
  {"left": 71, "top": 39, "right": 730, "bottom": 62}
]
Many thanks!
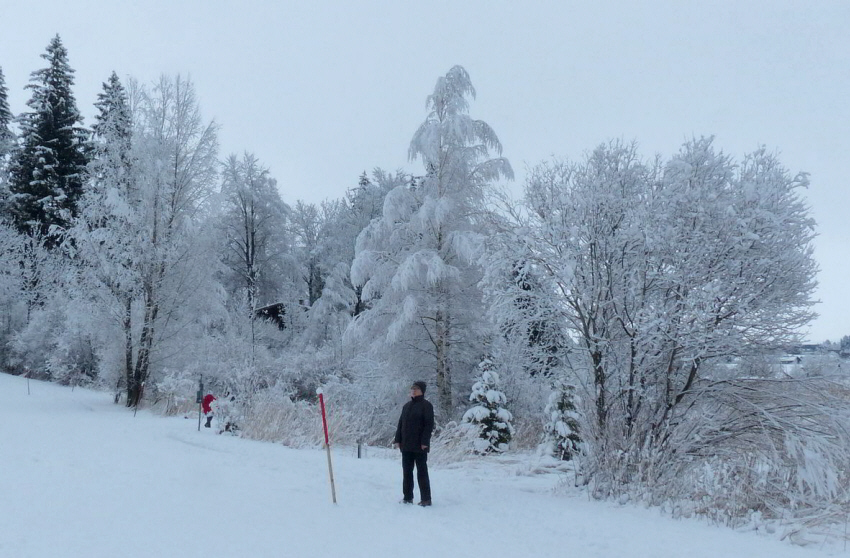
[
  {"left": 128, "top": 282, "right": 159, "bottom": 408},
  {"left": 435, "top": 303, "right": 452, "bottom": 417},
  {"left": 118, "top": 296, "right": 133, "bottom": 404},
  {"left": 592, "top": 349, "right": 606, "bottom": 431}
]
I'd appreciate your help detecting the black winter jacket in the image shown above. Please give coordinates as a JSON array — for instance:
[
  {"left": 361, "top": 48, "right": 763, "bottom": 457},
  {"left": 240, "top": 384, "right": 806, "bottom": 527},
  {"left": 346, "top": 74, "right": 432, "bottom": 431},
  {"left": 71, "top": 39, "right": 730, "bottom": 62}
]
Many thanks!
[{"left": 393, "top": 395, "right": 435, "bottom": 453}]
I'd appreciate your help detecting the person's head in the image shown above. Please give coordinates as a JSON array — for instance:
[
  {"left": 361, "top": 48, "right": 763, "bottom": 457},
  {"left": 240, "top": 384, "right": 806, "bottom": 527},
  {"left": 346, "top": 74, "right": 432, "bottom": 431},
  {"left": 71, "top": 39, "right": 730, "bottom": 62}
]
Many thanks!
[{"left": 410, "top": 381, "right": 426, "bottom": 397}]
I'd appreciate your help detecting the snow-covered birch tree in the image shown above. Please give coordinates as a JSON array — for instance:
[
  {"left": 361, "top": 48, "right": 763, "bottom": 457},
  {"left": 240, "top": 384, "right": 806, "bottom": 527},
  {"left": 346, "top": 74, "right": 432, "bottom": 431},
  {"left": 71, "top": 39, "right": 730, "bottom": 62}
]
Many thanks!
[
  {"left": 350, "top": 66, "right": 512, "bottom": 417},
  {"left": 123, "top": 74, "right": 219, "bottom": 406},
  {"left": 71, "top": 75, "right": 219, "bottom": 406}
]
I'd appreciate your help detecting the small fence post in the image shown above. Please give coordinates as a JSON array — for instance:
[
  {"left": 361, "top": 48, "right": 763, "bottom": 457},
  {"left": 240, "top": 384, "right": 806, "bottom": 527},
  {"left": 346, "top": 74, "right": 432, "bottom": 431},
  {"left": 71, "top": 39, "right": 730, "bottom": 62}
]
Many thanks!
[{"left": 196, "top": 376, "right": 204, "bottom": 432}]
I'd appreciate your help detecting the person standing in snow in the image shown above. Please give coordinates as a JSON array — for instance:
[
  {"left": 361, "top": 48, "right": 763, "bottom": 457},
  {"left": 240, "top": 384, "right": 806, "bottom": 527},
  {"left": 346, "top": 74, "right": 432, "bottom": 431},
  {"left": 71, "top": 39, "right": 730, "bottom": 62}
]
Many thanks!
[
  {"left": 393, "top": 381, "right": 435, "bottom": 506},
  {"left": 202, "top": 393, "right": 216, "bottom": 428}
]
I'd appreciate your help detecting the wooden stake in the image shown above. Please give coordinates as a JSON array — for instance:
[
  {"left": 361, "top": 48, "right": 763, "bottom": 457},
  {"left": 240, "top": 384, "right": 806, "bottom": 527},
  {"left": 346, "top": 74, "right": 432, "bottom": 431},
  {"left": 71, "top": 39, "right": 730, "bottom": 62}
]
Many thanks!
[{"left": 317, "top": 389, "right": 337, "bottom": 504}]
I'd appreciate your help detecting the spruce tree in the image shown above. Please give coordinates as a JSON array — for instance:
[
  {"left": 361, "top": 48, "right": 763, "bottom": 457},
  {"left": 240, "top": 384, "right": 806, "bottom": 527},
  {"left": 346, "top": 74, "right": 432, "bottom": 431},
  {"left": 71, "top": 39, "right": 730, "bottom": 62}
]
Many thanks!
[
  {"left": 74, "top": 71, "right": 138, "bottom": 402},
  {"left": 0, "top": 65, "right": 15, "bottom": 217},
  {"left": 93, "top": 72, "right": 131, "bottom": 158},
  {"left": 543, "top": 379, "right": 582, "bottom": 461},
  {"left": 462, "top": 357, "right": 514, "bottom": 454},
  {"left": 0, "top": 66, "right": 13, "bottom": 161},
  {"left": 8, "top": 35, "right": 89, "bottom": 243}
]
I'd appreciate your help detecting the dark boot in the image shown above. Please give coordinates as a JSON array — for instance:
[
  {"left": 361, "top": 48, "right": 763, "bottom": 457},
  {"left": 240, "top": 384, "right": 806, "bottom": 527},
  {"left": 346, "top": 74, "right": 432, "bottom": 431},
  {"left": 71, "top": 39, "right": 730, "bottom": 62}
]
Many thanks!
[{"left": 205, "top": 416, "right": 212, "bottom": 428}]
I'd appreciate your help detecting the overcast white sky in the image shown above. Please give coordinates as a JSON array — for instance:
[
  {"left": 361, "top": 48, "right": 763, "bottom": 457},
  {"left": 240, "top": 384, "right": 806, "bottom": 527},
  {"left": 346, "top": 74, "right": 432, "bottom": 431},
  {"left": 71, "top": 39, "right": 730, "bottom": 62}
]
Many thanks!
[{"left": 1, "top": 1, "right": 847, "bottom": 342}]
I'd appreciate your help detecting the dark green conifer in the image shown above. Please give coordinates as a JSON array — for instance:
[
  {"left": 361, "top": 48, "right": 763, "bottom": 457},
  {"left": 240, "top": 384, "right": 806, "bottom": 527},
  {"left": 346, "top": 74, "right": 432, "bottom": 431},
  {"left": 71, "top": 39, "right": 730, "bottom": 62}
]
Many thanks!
[
  {"left": 0, "top": 66, "right": 13, "bottom": 159},
  {"left": 8, "top": 35, "right": 89, "bottom": 243}
]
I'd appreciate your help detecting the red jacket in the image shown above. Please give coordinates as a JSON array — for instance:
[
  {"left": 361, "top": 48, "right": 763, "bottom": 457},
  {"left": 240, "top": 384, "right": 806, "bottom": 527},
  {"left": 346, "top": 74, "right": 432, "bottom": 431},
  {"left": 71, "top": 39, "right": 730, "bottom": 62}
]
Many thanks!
[{"left": 202, "top": 394, "right": 216, "bottom": 414}]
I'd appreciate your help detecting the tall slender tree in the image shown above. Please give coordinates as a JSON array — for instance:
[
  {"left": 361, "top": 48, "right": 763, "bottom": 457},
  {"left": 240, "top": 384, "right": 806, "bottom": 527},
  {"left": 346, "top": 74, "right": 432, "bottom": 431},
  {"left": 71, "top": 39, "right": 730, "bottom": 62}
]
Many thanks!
[
  {"left": 350, "top": 66, "right": 512, "bottom": 416},
  {"left": 70, "top": 71, "right": 139, "bottom": 399},
  {"left": 8, "top": 35, "right": 88, "bottom": 244},
  {"left": 0, "top": 65, "right": 15, "bottom": 217},
  {"left": 219, "top": 152, "right": 289, "bottom": 352},
  {"left": 0, "top": 66, "right": 13, "bottom": 162},
  {"left": 126, "top": 74, "right": 219, "bottom": 407},
  {"left": 290, "top": 200, "right": 326, "bottom": 307}
]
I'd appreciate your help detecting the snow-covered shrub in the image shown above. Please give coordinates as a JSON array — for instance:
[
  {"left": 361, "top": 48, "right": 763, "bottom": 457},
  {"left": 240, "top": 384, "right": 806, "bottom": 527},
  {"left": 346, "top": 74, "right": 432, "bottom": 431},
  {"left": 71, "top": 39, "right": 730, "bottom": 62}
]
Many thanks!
[
  {"left": 462, "top": 358, "right": 514, "bottom": 454},
  {"left": 542, "top": 379, "right": 581, "bottom": 460},
  {"left": 239, "top": 371, "right": 402, "bottom": 449},
  {"left": 8, "top": 295, "right": 99, "bottom": 385},
  {"left": 587, "top": 373, "right": 850, "bottom": 534},
  {"left": 153, "top": 371, "right": 197, "bottom": 415},
  {"left": 429, "top": 420, "right": 481, "bottom": 465},
  {"left": 210, "top": 396, "right": 242, "bottom": 435},
  {"left": 240, "top": 384, "right": 322, "bottom": 446}
]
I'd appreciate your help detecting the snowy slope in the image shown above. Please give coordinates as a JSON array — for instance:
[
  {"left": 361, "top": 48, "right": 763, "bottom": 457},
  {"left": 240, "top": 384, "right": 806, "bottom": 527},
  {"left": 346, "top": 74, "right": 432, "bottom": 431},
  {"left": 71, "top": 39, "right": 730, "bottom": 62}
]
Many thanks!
[{"left": 0, "top": 373, "right": 838, "bottom": 558}]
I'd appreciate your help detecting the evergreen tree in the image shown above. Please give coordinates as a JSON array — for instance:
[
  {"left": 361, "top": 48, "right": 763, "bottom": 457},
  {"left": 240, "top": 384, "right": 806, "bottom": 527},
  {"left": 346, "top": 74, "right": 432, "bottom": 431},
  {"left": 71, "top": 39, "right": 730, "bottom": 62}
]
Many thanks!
[
  {"left": 8, "top": 35, "right": 89, "bottom": 244},
  {"left": 462, "top": 357, "right": 514, "bottom": 454},
  {"left": 92, "top": 72, "right": 132, "bottom": 175},
  {"left": 0, "top": 65, "right": 13, "bottom": 161},
  {"left": 0, "top": 66, "right": 15, "bottom": 217},
  {"left": 543, "top": 379, "right": 582, "bottom": 461},
  {"left": 71, "top": 71, "right": 139, "bottom": 397}
]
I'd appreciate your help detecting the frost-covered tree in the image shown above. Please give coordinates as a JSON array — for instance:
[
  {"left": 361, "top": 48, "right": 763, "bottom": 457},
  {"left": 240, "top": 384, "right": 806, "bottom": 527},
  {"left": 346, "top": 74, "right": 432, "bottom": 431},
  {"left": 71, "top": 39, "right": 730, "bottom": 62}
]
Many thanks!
[
  {"left": 289, "top": 200, "right": 328, "bottom": 307},
  {"left": 304, "top": 170, "right": 403, "bottom": 346},
  {"left": 543, "top": 379, "right": 581, "bottom": 461},
  {"left": 219, "top": 153, "right": 289, "bottom": 313},
  {"left": 0, "top": 66, "right": 15, "bottom": 234},
  {"left": 0, "top": 221, "right": 26, "bottom": 367},
  {"left": 462, "top": 357, "right": 514, "bottom": 453},
  {"left": 92, "top": 72, "right": 132, "bottom": 171},
  {"left": 68, "top": 71, "right": 140, "bottom": 397},
  {"left": 334, "top": 170, "right": 401, "bottom": 317},
  {"left": 8, "top": 35, "right": 88, "bottom": 244},
  {"left": 350, "top": 66, "right": 513, "bottom": 416},
  {"left": 515, "top": 138, "right": 817, "bottom": 484},
  {"left": 70, "top": 74, "right": 219, "bottom": 406},
  {"left": 0, "top": 65, "right": 14, "bottom": 165},
  {"left": 122, "top": 74, "right": 219, "bottom": 406},
  {"left": 484, "top": 252, "right": 570, "bottom": 378}
]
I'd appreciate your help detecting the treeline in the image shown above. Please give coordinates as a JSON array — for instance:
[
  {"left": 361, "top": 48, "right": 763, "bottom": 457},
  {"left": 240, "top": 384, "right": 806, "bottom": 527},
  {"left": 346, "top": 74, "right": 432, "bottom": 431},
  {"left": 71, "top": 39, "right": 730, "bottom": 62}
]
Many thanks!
[{"left": 2, "top": 35, "right": 848, "bottom": 533}]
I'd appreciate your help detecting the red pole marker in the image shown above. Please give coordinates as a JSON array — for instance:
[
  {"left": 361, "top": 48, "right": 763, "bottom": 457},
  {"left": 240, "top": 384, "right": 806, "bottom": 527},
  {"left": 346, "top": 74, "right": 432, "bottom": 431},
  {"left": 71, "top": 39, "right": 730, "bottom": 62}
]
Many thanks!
[{"left": 317, "top": 388, "right": 337, "bottom": 503}]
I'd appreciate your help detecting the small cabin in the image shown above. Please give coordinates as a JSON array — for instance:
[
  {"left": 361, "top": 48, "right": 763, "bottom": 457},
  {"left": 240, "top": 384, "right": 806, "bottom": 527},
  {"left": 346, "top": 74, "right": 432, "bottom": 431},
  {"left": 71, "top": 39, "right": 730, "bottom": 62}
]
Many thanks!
[{"left": 254, "top": 302, "right": 286, "bottom": 330}]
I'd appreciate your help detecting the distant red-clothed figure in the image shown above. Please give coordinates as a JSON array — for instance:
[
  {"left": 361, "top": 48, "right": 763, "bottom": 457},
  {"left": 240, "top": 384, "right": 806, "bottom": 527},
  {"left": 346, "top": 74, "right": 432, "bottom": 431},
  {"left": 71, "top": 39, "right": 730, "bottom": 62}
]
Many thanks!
[{"left": 202, "top": 394, "right": 216, "bottom": 428}]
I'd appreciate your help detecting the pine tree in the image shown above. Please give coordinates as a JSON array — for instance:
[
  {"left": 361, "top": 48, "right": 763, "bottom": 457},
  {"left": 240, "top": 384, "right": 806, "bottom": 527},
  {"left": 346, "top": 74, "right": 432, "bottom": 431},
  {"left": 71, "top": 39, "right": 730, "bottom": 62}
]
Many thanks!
[
  {"left": 462, "top": 357, "right": 514, "bottom": 454},
  {"left": 8, "top": 35, "right": 89, "bottom": 244},
  {"left": 0, "top": 66, "right": 15, "bottom": 217},
  {"left": 0, "top": 65, "right": 14, "bottom": 161},
  {"left": 543, "top": 379, "right": 582, "bottom": 461}
]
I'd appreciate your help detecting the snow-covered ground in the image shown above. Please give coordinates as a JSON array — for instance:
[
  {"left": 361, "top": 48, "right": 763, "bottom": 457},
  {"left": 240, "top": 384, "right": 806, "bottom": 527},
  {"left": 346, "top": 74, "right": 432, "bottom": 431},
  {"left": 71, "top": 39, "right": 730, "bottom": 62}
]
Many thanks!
[{"left": 0, "top": 373, "right": 842, "bottom": 558}]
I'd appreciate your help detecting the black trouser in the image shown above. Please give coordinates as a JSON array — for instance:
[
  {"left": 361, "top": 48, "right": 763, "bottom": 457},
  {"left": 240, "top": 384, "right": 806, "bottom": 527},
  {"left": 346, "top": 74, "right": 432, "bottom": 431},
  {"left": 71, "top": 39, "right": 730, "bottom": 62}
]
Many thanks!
[{"left": 401, "top": 451, "right": 431, "bottom": 502}]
